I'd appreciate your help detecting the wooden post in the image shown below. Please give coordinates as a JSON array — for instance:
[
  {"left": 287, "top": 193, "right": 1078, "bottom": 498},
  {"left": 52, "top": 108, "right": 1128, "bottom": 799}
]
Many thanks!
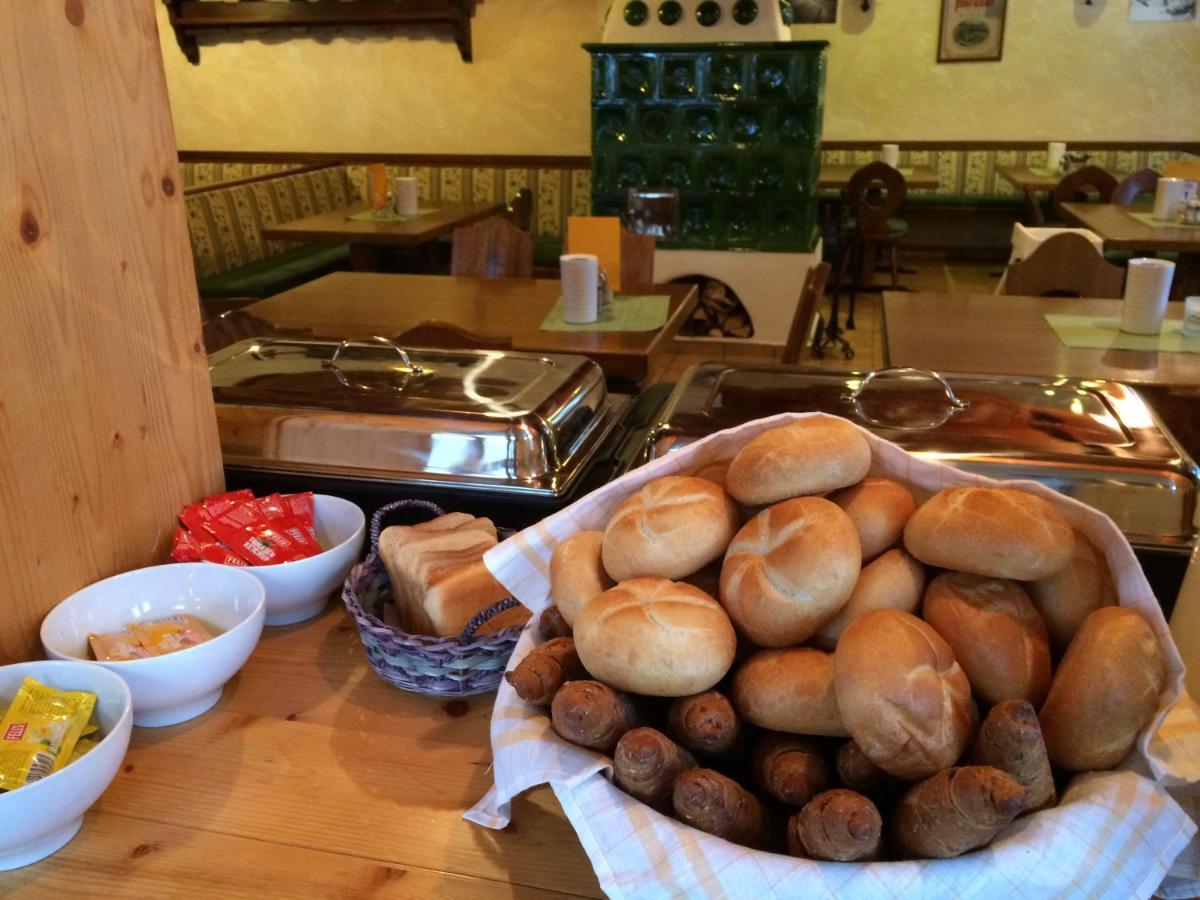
[{"left": 0, "top": 0, "right": 224, "bottom": 663}]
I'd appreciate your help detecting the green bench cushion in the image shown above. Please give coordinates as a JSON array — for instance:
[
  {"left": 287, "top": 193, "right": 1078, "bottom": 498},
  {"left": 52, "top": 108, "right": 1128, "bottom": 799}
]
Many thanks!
[
  {"left": 198, "top": 243, "right": 349, "bottom": 299},
  {"left": 904, "top": 194, "right": 1025, "bottom": 210}
]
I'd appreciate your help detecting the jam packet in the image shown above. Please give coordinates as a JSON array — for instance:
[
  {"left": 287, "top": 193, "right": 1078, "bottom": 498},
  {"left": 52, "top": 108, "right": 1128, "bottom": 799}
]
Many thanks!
[
  {"left": 128, "top": 615, "right": 215, "bottom": 656},
  {"left": 0, "top": 678, "right": 96, "bottom": 791},
  {"left": 89, "top": 630, "right": 150, "bottom": 662}
]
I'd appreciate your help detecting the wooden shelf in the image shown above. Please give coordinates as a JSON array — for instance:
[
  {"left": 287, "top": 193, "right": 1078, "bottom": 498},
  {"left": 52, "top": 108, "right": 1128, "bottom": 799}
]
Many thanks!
[{"left": 163, "top": 0, "right": 476, "bottom": 64}]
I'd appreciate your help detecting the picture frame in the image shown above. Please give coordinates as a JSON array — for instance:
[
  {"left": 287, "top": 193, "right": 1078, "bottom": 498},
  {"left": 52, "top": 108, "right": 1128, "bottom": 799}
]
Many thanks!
[{"left": 938, "top": 0, "right": 1007, "bottom": 64}]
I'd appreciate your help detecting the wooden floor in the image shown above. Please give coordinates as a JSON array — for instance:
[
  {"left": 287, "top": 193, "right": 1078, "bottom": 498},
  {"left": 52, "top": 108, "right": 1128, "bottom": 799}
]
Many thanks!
[{"left": 651, "top": 254, "right": 1000, "bottom": 384}]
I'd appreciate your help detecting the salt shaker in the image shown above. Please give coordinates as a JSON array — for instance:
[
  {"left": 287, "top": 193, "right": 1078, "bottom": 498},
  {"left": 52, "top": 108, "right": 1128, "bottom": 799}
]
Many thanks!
[{"left": 1184, "top": 197, "right": 1200, "bottom": 226}]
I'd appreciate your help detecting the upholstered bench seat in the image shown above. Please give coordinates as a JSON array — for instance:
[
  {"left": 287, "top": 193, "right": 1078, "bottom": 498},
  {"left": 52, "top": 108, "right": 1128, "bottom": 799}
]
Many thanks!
[{"left": 197, "top": 242, "right": 350, "bottom": 298}]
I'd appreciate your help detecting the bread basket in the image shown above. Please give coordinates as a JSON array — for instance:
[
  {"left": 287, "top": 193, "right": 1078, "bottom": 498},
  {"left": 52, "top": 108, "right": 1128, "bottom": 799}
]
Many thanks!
[{"left": 342, "top": 499, "right": 523, "bottom": 696}]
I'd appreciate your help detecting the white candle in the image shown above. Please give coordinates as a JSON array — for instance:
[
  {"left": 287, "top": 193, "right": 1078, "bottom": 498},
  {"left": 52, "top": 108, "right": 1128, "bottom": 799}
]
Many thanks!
[{"left": 560, "top": 254, "right": 599, "bottom": 324}]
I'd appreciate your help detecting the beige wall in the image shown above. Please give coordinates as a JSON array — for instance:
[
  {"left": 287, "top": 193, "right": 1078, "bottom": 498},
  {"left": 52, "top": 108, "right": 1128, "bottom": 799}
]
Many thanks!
[{"left": 158, "top": 1, "right": 1199, "bottom": 154}]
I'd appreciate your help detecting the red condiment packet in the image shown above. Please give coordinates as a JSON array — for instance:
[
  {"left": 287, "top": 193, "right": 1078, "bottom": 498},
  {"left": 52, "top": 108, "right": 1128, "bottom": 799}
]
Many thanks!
[
  {"left": 170, "top": 526, "right": 202, "bottom": 563},
  {"left": 205, "top": 501, "right": 310, "bottom": 566},
  {"left": 283, "top": 492, "right": 318, "bottom": 542},
  {"left": 256, "top": 495, "right": 322, "bottom": 556},
  {"left": 196, "top": 540, "right": 250, "bottom": 567}
]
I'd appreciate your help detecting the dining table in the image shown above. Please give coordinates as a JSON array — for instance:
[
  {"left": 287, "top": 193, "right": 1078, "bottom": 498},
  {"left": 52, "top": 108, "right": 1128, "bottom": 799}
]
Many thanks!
[
  {"left": 997, "top": 165, "right": 1065, "bottom": 225},
  {"left": 216, "top": 272, "right": 699, "bottom": 385},
  {"left": 261, "top": 200, "right": 506, "bottom": 272},
  {"left": 1060, "top": 202, "right": 1200, "bottom": 300},
  {"left": 818, "top": 164, "right": 940, "bottom": 191},
  {"left": 0, "top": 605, "right": 605, "bottom": 898}
]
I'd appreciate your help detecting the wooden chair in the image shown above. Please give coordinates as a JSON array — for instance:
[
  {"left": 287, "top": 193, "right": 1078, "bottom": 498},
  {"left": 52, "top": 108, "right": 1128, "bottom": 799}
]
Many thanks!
[
  {"left": 620, "top": 227, "right": 656, "bottom": 286},
  {"left": 506, "top": 188, "right": 533, "bottom": 232},
  {"left": 392, "top": 320, "right": 512, "bottom": 351},
  {"left": 1112, "top": 168, "right": 1161, "bottom": 205},
  {"left": 1049, "top": 165, "right": 1118, "bottom": 222},
  {"left": 836, "top": 162, "right": 908, "bottom": 330},
  {"left": 1003, "top": 232, "right": 1125, "bottom": 298},
  {"left": 781, "top": 262, "right": 831, "bottom": 365},
  {"left": 450, "top": 215, "right": 533, "bottom": 279}
]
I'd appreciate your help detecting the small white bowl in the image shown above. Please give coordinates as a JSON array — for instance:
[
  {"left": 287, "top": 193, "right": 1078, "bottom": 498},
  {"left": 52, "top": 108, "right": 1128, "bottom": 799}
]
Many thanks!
[
  {"left": 239, "top": 494, "right": 366, "bottom": 626},
  {"left": 0, "top": 661, "right": 132, "bottom": 870},
  {"left": 41, "top": 564, "right": 266, "bottom": 728}
]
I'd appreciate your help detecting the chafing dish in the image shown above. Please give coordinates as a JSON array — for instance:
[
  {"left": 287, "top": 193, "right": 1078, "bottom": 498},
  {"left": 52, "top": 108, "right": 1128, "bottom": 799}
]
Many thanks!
[
  {"left": 209, "top": 337, "right": 633, "bottom": 522},
  {"left": 638, "top": 365, "right": 1199, "bottom": 557}
]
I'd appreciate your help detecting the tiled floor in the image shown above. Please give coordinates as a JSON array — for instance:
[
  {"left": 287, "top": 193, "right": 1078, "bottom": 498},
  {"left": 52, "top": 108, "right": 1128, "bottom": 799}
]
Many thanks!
[{"left": 649, "top": 253, "right": 1000, "bottom": 384}]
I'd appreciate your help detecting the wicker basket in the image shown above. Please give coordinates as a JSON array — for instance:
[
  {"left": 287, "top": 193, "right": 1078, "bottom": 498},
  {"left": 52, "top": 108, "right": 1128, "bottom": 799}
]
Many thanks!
[{"left": 342, "top": 499, "right": 524, "bottom": 696}]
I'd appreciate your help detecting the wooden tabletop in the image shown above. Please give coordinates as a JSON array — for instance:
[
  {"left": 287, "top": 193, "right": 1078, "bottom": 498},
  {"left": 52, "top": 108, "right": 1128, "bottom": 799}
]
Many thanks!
[
  {"left": 234, "top": 272, "right": 699, "bottom": 383},
  {"left": 261, "top": 201, "right": 505, "bottom": 247},
  {"left": 997, "top": 165, "right": 1065, "bottom": 193},
  {"left": 0, "top": 605, "right": 603, "bottom": 898},
  {"left": 882, "top": 292, "right": 1197, "bottom": 387},
  {"left": 817, "top": 164, "right": 940, "bottom": 191},
  {"left": 1060, "top": 203, "right": 1200, "bottom": 253}
]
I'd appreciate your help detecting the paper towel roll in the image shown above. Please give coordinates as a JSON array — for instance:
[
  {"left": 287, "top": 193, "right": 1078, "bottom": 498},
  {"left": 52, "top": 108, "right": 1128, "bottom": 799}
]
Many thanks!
[
  {"left": 394, "top": 177, "right": 419, "bottom": 216},
  {"left": 1047, "top": 142, "right": 1066, "bottom": 173},
  {"left": 1120, "top": 258, "right": 1175, "bottom": 335},
  {"left": 561, "top": 254, "right": 599, "bottom": 324},
  {"left": 881, "top": 144, "right": 900, "bottom": 168}
]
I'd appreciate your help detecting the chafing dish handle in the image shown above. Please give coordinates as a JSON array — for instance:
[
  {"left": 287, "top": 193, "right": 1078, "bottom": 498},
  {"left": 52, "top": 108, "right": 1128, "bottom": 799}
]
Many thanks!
[
  {"left": 323, "top": 335, "right": 426, "bottom": 392},
  {"left": 840, "top": 367, "right": 970, "bottom": 430}
]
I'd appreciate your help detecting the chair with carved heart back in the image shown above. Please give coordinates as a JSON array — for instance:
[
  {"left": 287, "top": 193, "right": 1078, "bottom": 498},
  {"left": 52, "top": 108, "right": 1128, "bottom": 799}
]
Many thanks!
[
  {"left": 1002, "top": 232, "right": 1126, "bottom": 298},
  {"left": 450, "top": 216, "right": 534, "bottom": 279},
  {"left": 836, "top": 162, "right": 908, "bottom": 331},
  {"left": 1112, "top": 169, "right": 1161, "bottom": 206},
  {"left": 1049, "top": 165, "right": 1118, "bottom": 223}
]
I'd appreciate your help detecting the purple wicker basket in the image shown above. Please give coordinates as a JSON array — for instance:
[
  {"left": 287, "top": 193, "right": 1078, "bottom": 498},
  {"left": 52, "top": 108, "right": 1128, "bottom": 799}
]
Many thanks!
[{"left": 342, "top": 499, "right": 524, "bottom": 696}]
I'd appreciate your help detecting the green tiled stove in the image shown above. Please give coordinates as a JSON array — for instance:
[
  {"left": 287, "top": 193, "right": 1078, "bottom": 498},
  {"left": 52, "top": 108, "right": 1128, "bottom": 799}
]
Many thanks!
[{"left": 588, "top": 1, "right": 828, "bottom": 342}]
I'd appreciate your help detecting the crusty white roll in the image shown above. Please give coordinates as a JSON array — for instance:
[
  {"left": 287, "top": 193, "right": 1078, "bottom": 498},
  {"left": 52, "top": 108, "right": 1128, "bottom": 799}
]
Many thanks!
[
  {"left": 602, "top": 476, "right": 740, "bottom": 582},
  {"left": 1039, "top": 606, "right": 1166, "bottom": 773},
  {"left": 725, "top": 418, "right": 872, "bottom": 507},
  {"left": 731, "top": 648, "right": 847, "bottom": 737},
  {"left": 813, "top": 549, "right": 925, "bottom": 650},
  {"left": 550, "top": 531, "right": 613, "bottom": 626},
  {"left": 828, "top": 478, "right": 917, "bottom": 561},
  {"left": 834, "top": 609, "right": 974, "bottom": 781},
  {"left": 692, "top": 459, "right": 731, "bottom": 489},
  {"left": 922, "top": 573, "right": 1052, "bottom": 707},
  {"left": 720, "top": 497, "right": 861, "bottom": 648},
  {"left": 574, "top": 578, "right": 737, "bottom": 697},
  {"left": 903, "top": 487, "right": 1074, "bottom": 581},
  {"left": 1028, "top": 531, "right": 1116, "bottom": 651}
]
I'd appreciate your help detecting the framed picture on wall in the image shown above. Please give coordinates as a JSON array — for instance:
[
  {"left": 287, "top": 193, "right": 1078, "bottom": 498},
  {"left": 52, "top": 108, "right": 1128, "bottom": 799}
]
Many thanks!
[{"left": 938, "top": 0, "right": 1007, "bottom": 63}]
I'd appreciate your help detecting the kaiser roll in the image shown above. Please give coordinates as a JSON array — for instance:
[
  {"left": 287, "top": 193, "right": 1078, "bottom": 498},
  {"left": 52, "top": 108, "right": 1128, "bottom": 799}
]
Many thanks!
[
  {"left": 903, "top": 487, "right": 1073, "bottom": 581},
  {"left": 574, "top": 578, "right": 737, "bottom": 697},
  {"left": 1039, "top": 606, "right": 1165, "bottom": 773},
  {"left": 922, "top": 573, "right": 1052, "bottom": 707},
  {"left": 829, "top": 478, "right": 917, "bottom": 561},
  {"left": 834, "top": 609, "right": 974, "bottom": 780},
  {"left": 814, "top": 549, "right": 926, "bottom": 650},
  {"left": 602, "top": 477, "right": 740, "bottom": 582},
  {"left": 725, "top": 418, "right": 872, "bottom": 507},
  {"left": 1027, "top": 531, "right": 1116, "bottom": 651},
  {"left": 731, "top": 648, "right": 848, "bottom": 737},
  {"left": 549, "top": 531, "right": 613, "bottom": 626},
  {"left": 720, "top": 497, "right": 861, "bottom": 647}
]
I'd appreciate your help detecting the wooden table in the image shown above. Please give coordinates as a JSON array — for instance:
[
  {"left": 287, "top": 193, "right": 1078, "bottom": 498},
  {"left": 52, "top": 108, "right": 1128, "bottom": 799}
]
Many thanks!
[
  {"left": 262, "top": 201, "right": 505, "bottom": 271},
  {"left": 998, "top": 165, "right": 1062, "bottom": 226},
  {"left": 0, "top": 606, "right": 604, "bottom": 898},
  {"left": 818, "top": 164, "right": 940, "bottom": 190},
  {"left": 227, "top": 272, "right": 699, "bottom": 384},
  {"left": 1060, "top": 202, "right": 1200, "bottom": 300}
]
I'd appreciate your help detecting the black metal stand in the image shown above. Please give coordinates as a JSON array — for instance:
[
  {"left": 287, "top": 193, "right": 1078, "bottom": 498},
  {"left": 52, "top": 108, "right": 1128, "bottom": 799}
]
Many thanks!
[{"left": 810, "top": 298, "right": 855, "bottom": 361}]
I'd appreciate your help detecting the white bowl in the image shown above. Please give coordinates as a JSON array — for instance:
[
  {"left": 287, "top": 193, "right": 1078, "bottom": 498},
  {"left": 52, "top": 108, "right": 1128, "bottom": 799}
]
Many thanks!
[
  {"left": 41, "top": 564, "right": 266, "bottom": 728},
  {"left": 0, "top": 661, "right": 132, "bottom": 870},
  {"left": 238, "top": 494, "right": 366, "bottom": 626}
]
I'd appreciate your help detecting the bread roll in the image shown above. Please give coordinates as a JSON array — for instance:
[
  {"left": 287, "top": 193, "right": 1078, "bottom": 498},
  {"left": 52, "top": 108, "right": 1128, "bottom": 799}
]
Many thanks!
[
  {"left": 667, "top": 690, "right": 742, "bottom": 758},
  {"left": 614, "top": 728, "right": 697, "bottom": 812},
  {"left": 1040, "top": 606, "right": 1166, "bottom": 772},
  {"left": 692, "top": 459, "right": 731, "bottom": 489},
  {"left": 731, "top": 648, "right": 847, "bottom": 737},
  {"left": 922, "top": 573, "right": 1052, "bottom": 707},
  {"left": 549, "top": 531, "right": 612, "bottom": 626},
  {"left": 725, "top": 418, "right": 872, "bottom": 507},
  {"left": 504, "top": 638, "right": 586, "bottom": 706},
  {"left": 788, "top": 790, "right": 882, "bottom": 862},
  {"left": 892, "top": 766, "right": 1027, "bottom": 859},
  {"left": 551, "top": 680, "right": 639, "bottom": 754},
  {"left": 673, "top": 768, "right": 773, "bottom": 849},
  {"left": 720, "top": 497, "right": 861, "bottom": 647},
  {"left": 574, "top": 578, "right": 737, "bottom": 697},
  {"left": 972, "top": 700, "right": 1056, "bottom": 812},
  {"left": 602, "top": 477, "right": 740, "bottom": 582},
  {"left": 836, "top": 740, "right": 907, "bottom": 798},
  {"left": 813, "top": 549, "right": 925, "bottom": 650},
  {"left": 829, "top": 478, "right": 917, "bottom": 561},
  {"left": 903, "top": 487, "right": 1074, "bottom": 581},
  {"left": 752, "top": 734, "right": 831, "bottom": 807},
  {"left": 834, "top": 610, "right": 974, "bottom": 780},
  {"left": 1028, "top": 531, "right": 1115, "bottom": 651}
]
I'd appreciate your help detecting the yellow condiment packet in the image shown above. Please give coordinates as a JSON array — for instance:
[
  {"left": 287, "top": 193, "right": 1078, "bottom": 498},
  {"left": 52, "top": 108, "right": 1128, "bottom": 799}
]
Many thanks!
[
  {"left": 89, "top": 630, "right": 149, "bottom": 662},
  {"left": 68, "top": 737, "right": 99, "bottom": 765},
  {"left": 0, "top": 677, "right": 96, "bottom": 791},
  {"left": 127, "top": 615, "right": 214, "bottom": 657}
]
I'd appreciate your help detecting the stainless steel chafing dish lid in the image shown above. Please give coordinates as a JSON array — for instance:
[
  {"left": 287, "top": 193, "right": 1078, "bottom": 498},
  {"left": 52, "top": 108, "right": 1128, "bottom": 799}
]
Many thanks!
[
  {"left": 642, "top": 365, "right": 1199, "bottom": 552},
  {"left": 208, "top": 337, "right": 621, "bottom": 497}
]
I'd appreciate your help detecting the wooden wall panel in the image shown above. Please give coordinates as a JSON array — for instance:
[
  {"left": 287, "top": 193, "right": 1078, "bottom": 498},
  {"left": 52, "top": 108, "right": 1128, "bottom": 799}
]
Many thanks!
[{"left": 0, "top": 0, "right": 224, "bottom": 663}]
